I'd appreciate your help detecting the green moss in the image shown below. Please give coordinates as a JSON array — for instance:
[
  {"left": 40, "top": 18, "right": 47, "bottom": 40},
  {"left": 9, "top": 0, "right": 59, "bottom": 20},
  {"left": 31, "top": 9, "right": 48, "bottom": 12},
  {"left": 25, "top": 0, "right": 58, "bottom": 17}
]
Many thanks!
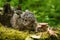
[
  {"left": 0, "top": 25, "right": 60, "bottom": 40},
  {"left": 0, "top": 25, "right": 28, "bottom": 40}
]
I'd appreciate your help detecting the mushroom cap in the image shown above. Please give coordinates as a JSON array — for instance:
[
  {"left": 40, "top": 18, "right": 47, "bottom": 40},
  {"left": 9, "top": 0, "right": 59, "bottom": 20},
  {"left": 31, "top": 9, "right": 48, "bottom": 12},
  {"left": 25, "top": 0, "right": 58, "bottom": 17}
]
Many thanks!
[
  {"left": 38, "top": 23, "right": 48, "bottom": 25},
  {"left": 37, "top": 23, "right": 48, "bottom": 27}
]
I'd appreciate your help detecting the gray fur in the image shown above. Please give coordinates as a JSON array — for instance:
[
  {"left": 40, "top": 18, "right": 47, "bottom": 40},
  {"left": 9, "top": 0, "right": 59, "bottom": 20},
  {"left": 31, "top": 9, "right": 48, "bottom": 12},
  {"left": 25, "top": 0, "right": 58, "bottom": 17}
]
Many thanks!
[{"left": 10, "top": 10, "right": 37, "bottom": 31}]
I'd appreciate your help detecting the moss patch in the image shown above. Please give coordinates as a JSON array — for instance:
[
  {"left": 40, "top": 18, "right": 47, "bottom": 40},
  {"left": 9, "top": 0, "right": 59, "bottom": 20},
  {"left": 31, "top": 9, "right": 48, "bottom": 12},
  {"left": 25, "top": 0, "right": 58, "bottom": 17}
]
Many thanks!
[{"left": 0, "top": 25, "right": 60, "bottom": 40}]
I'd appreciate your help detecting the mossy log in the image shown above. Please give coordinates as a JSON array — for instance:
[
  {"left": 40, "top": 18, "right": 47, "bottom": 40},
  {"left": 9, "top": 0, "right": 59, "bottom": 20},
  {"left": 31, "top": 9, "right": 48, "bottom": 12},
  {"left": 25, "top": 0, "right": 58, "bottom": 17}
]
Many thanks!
[{"left": 0, "top": 25, "right": 60, "bottom": 40}]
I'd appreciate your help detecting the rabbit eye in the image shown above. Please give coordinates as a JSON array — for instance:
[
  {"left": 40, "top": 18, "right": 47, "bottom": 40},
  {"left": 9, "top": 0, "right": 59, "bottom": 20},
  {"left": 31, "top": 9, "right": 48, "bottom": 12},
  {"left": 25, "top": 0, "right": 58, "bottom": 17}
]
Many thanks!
[{"left": 25, "top": 20, "right": 27, "bottom": 21}]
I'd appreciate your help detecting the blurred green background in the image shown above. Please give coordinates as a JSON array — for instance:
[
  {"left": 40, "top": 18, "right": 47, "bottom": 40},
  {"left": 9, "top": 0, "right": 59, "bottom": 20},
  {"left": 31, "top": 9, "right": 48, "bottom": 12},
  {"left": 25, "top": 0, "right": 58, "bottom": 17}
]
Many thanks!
[{"left": 0, "top": 0, "right": 60, "bottom": 27}]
